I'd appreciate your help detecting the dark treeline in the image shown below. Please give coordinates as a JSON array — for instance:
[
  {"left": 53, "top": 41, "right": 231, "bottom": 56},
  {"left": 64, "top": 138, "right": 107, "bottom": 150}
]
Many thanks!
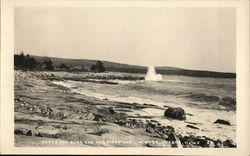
[
  {"left": 14, "top": 52, "right": 106, "bottom": 73},
  {"left": 14, "top": 52, "right": 39, "bottom": 69},
  {"left": 14, "top": 52, "right": 56, "bottom": 71}
]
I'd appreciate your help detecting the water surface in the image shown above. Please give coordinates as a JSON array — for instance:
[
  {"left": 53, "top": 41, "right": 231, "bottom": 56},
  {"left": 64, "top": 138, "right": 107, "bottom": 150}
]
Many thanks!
[{"left": 54, "top": 74, "right": 236, "bottom": 142}]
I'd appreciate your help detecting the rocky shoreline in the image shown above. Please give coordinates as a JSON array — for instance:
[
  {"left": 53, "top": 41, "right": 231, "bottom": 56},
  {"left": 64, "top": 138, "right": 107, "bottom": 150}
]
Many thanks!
[{"left": 14, "top": 70, "right": 236, "bottom": 147}]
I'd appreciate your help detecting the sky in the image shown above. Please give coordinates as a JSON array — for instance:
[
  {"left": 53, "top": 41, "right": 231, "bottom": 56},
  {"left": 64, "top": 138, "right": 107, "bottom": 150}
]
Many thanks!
[{"left": 14, "top": 7, "right": 236, "bottom": 72}]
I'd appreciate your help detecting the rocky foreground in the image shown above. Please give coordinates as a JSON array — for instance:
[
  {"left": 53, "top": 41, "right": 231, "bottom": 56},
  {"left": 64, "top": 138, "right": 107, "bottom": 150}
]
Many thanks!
[{"left": 14, "top": 70, "right": 236, "bottom": 148}]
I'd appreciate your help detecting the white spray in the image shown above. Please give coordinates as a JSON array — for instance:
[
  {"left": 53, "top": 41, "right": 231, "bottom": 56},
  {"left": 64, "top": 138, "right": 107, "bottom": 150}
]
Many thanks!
[{"left": 145, "top": 66, "right": 163, "bottom": 81}]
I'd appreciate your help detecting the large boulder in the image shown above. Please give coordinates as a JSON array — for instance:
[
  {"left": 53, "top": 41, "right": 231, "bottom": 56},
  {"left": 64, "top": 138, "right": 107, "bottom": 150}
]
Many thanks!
[{"left": 164, "top": 107, "right": 186, "bottom": 120}]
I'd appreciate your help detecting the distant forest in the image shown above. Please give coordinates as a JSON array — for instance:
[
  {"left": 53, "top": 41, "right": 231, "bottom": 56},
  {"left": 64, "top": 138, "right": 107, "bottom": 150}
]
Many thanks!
[
  {"left": 14, "top": 52, "right": 236, "bottom": 78},
  {"left": 14, "top": 52, "right": 106, "bottom": 73}
]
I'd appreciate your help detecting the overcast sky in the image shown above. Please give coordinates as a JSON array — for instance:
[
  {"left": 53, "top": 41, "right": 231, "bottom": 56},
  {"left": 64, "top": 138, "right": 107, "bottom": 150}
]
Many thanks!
[{"left": 15, "top": 7, "right": 236, "bottom": 72}]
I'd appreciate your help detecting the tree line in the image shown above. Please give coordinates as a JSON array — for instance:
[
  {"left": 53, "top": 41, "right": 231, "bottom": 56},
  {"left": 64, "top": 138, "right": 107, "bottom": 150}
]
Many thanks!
[{"left": 14, "top": 52, "right": 105, "bottom": 72}]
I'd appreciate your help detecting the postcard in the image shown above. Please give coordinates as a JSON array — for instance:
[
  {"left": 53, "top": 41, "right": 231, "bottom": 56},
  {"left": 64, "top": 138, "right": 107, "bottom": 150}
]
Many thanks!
[{"left": 1, "top": 0, "right": 249, "bottom": 155}]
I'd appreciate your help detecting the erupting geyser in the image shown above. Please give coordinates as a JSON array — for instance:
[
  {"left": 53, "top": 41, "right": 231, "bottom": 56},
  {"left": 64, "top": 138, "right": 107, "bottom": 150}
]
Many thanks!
[{"left": 145, "top": 66, "right": 163, "bottom": 81}]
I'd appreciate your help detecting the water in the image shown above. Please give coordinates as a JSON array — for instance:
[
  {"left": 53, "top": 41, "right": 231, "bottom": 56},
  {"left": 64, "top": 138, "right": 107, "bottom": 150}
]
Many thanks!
[{"left": 53, "top": 74, "right": 236, "bottom": 142}]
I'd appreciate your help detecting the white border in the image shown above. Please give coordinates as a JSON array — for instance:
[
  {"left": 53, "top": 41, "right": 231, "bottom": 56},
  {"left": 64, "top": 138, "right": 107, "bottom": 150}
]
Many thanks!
[{"left": 1, "top": 0, "right": 249, "bottom": 155}]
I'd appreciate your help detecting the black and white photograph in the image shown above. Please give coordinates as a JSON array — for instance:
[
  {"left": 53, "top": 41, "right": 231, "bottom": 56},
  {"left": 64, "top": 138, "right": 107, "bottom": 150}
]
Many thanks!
[{"left": 1, "top": 0, "right": 249, "bottom": 155}]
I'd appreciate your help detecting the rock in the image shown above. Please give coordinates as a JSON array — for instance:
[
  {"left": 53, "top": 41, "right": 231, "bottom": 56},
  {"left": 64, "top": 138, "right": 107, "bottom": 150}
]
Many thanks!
[
  {"left": 197, "top": 138, "right": 210, "bottom": 147},
  {"left": 214, "top": 119, "right": 231, "bottom": 126},
  {"left": 145, "top": 122, "right": 156, "bottom": 134},
  {"left": 179, "top": 135, "right": 216, "bottom": 148},
  {"left": 166, "top": 132, "right": 177, "bottom": 142},
  {"left": 52, "top": 110, "right": 65, "bottom": 120},
  {"left": 157, "top": 123, "right": 162, "bottom": 126},
  {"left": 93, "top": 115, "right": 103, "bottom": 122},
  {"left": 40, "top": 106, "right": 53, "bottom": 116},
  {"left": 180, "top": 135, "right": 194, "bottom": 145},
  {"left": 186, "top": 124, "right": 199, "bottom": 130},
  {"left": 90, "top": 129, "right": 109, "bottom": 136},
  {"left": 179, "top": 135, "right": 199, "bottom": 148},
  {"left": 214, "top": 139, "right": 223, "bottom": 148},
  {"left": 85, "top": 112, "right": 95, "bottom": 120},
  {"left": 14, "top": 98, "right": 21, "bottom": 102},
  {"left": 128, "top": 119, "right": 144, "bottom": 128},
  {"left": 223, "top": 139, "right": 236, "bottom": 147},
  {"left": 166, "top": 132, "right": 183, "bottom": 148},
  {"left": 115, "top": 118, "right": 144, "bottom": 128},
  {"left": 150, "top": 119, "right": 159, "bottom": 123},
  {"left": 164, "top": 107, "right": 186, "bottom": 120},
  {"left": 115, "top": 120, "right": 127, "bottom": 126},
  {"left": 145, "top": 121, "right": 176, "bottom": 140},
  {"left": 108, "top": 107, "right": 115, "bottom": 114},
  {"left": 15, "top": 128, "right": 39, "bottom": 137},
  {"left": 145, "top": 127, "right": 155, "bottom": 134},
  {"left": 164, "top": 126, "right": 175, "bottom": 133},
  {"left": 14, "top": 128, "right": 29, "bottom": 135},
  {"left": 99, "top": 107, "right": 115, "bottom": 114},
  {"left": 26, "top": 129, "right": 39, "bottom": 136}
]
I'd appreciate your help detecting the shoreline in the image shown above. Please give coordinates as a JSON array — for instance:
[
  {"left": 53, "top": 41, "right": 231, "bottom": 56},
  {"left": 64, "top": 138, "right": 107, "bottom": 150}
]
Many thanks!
[{"left": 14, "top": 70, "right": 236, "bottom": 147}]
